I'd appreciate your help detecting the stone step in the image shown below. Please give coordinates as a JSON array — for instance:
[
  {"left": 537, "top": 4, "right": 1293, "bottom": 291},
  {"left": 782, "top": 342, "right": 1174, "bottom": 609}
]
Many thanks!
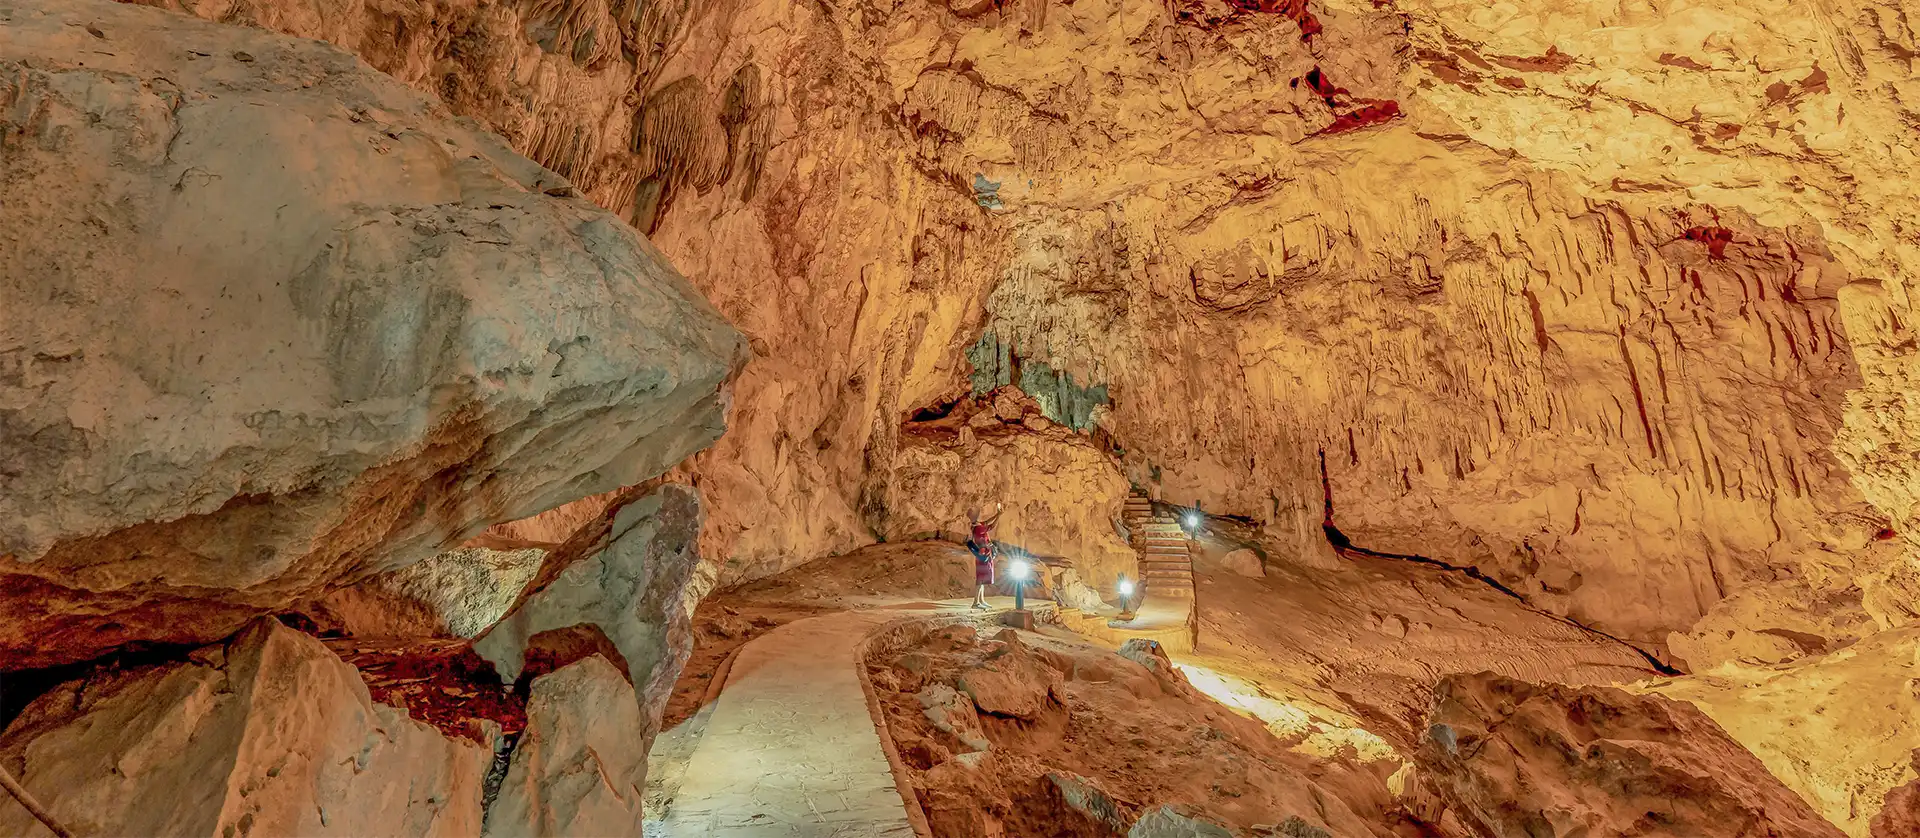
[
  {"left": 1142, "top": 546, "right": 1190, "bottom": 557},
  {"left": 1142, "top": 537, "right": 1188, "bottom": 546}
]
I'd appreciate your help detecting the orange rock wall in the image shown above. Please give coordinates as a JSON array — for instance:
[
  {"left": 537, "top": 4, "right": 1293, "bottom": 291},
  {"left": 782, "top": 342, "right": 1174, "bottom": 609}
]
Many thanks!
[{"left": 122, "top": 0, "right": 1920, "bottom": 664}]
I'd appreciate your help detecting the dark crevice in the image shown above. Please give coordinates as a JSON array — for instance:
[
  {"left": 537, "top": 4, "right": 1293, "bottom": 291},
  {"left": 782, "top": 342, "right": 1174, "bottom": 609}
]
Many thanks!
[
  {"left": 479, "top": 732, "right": 520, "bottom": 826},
  {"left": 906, "top": 392, "right": 964, "bottom": 422},
  {"left": 0, "top": 641, "right": 199, "bottom": 732},
  {"left": 1317, "top": 449, "right": 1683, "bottom": 676}
]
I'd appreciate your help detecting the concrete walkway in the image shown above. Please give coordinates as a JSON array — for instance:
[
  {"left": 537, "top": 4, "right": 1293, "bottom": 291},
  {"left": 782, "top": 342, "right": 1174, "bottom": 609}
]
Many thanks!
[
  {"left": 659, "top": 609, "right": 914, "bottom": 837},
  {"left": 657, "top": 599, "right": 1039, "bottom": 837}
]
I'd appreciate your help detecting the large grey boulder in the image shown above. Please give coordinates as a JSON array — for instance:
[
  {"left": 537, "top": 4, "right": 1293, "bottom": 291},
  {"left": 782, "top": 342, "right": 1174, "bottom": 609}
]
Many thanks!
[
  {"left": 0, "top": 0, "right": 746, "bottom": 668},
  {"left": 474, "top": 484, "right": 705, "bottom": 735},
  {"left": 0, "top": 619, "right": 490, "bottom": 837}
]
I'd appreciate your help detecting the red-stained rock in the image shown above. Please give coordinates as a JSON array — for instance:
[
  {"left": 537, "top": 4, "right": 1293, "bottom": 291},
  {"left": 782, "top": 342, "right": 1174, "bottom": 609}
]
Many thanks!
[
  {"left": 1872, "top": 754, "right": 1920, "bottom": 838},
  {"left": 956, "top": 630, "right": 1066, "bottom": 720},
  {"left": 0, "top": 619, "right": 490, "bottom": 837},
  {"left": 1685, "top": 225, "right": 1737, "bottom": 259}
]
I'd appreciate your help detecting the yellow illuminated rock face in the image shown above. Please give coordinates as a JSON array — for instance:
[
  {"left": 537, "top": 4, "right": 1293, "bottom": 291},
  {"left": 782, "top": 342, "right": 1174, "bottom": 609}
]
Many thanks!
[
  {"left": 1639, "top": 628, "right": 1920, "bottom": 837},
  {"left": 84, "top": 0, "right": 1920, "bottom": 825},
  {"left": 133, "top": 0, "right": 1917, "bottom": 656}
]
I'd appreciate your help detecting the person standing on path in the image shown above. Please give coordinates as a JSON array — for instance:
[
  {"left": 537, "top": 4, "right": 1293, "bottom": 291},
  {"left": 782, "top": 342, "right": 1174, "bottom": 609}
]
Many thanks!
[{"left": 968, "top": 502, "right": 1003, "bottom": 610}]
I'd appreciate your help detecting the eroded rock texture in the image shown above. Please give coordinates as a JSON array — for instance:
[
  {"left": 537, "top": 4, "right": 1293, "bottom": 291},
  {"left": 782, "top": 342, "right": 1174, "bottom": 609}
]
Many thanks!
[
  {"left": 473, "top": 482, "right": 704, "bottom": 749},
  {"left": 887, "top": 390, "right": 1137, "bottom": 586},
  {"left": 0, "top": 0, "right": 746, "bottom": 668},
  {"left": 114, "top": 0, "right": 1920, "bottom": 675},
  {"left": 9, "top": 0, "right": 1920, "bottom": 829},
  {"left": 0, "top": 619, "right": 490, "bottom": 837},
  {"left": 1645, "top": 627, "right": 1920, "bottom": 837},
  {"left": 483, "top": 655, "right": 646, "bottom": 837},
  {"left": 1416, "top": 673, "right": 1846, "bottom": 838}
]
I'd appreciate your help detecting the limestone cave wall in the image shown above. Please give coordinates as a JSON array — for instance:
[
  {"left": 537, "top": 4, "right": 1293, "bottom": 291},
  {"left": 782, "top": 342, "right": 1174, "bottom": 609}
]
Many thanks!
[{"left": 104, "top": 0, "right": 1920, "bottom": 668}]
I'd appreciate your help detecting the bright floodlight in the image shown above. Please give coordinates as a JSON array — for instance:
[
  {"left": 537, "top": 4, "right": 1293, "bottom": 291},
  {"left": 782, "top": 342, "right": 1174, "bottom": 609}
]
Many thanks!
[
  {"left": 1185, "top": 511, "right": 1201, "bottom": 528},
  {"left": 1118, "top": 578, "right": 1135, "bottom": 596},
  {"left": 1010, "top": 559, "right": 1031, "bottom": 580}
]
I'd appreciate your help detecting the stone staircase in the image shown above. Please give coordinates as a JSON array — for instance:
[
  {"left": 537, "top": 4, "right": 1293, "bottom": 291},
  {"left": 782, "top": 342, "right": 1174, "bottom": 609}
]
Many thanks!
[
  {"left": 1046, "top": 493, "right": 1198, "bottom": 653},
  {"left": 1125, "top": 493, "right": 1195, "bottom": 603}
]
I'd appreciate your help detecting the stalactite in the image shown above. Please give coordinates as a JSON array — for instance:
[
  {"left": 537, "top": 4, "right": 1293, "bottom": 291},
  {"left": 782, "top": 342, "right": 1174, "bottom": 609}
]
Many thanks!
[{"left": 719, "top": 62, "right": 772, "bottom": 202}]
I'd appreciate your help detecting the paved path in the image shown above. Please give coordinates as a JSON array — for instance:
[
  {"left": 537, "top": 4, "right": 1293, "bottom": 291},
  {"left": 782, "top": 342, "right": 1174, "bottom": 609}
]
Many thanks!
[
  {"left": 660, "top": 609, "right": 913, "bottom": 837},
  {"left": 657, "top": 599, "right": 1036, "bottom": 837}
]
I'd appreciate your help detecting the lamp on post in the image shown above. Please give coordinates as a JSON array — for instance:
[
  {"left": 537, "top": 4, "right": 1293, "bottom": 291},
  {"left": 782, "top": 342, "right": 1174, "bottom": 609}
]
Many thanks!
[
  {"left": 1009, "top": 558, "right": 1031, "bottom": 612},
  {"left": 1115, "top": 574, "right": 1137, "bottom": 621}
]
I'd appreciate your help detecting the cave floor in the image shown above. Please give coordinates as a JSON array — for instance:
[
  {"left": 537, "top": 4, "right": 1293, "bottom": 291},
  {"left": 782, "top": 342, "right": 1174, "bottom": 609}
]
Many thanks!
[
  {"left": 646, "top": 538, "right": 1675, "bottom": 834},
  {"left": 649, "top": 597, "right": 1042, "bottom": 837}
]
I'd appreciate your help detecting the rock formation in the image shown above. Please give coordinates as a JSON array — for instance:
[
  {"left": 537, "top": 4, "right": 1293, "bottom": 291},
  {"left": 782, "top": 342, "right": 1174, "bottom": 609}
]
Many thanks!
[
  {"left": 1416, "top": 673, "right": 1846, "bottom": 838},
  {"left": 5, "top": 0, "right": 1920, "bottom": 830},
  {"left": 1215, "top": 549, "right": 1266, "bottom": 578},
  {"left": 110, "top": 0, "right": 1919, "bottom": 680},
  {"left": 0, "top": 0, "right": 746, "bottom": 669},
  {"left": 483, "top": 655, "right": 646, "bottom": 837},
  {"left": 1872, "top": 759, "right": 1920, "bottom": 838},
  {"left": 0, "top": 619, "right": 491, "bottom": 837},
  {"left": 889, "top": 392, "right": 1138, "bottom": 588},
  {"left": 474, "top": 483, "right": 705, "bottom": 732},
  {"left": 1643, "top": 627, "right": 1920, "bottom": 837}
]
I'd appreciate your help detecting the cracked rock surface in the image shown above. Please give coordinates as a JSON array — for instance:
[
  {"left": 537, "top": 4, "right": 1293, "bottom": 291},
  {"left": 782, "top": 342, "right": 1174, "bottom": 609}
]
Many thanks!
[
  {"left": 119, "top": 0, "right": 1920, "bottom": 675},
  {"left": 0, "top": 0, "right": 746, "bottom": 668}
]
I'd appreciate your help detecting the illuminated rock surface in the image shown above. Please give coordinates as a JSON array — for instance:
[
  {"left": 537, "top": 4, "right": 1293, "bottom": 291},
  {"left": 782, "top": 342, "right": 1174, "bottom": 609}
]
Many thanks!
[
  {"left": 113, "top": 0, "right": 1918, "bottom": 673},
  {"left": 1417, "top": 673, "right": 1847, "bottom": 838},
  {"left": 1643, "top": 627, "right": 1920, "bottom": 837},
  {"left": 0, "top": 0, "right": 746, "bottom": 669},
  {"left": 5, "top": 0, "right": 1920, "bottom": 831},
  {"left": 0, "top": 619, "right": 490, "bottom": 837}
]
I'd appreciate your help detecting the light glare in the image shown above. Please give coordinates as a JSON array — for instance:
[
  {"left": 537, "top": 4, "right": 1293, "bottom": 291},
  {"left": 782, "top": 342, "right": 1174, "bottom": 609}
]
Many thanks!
[
  {"left": 1118, "top": 578, "right": 1135, "bottom": 596},
  {"left": 1010, "top": 559, "right": 1031, "bottom": 580}
]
